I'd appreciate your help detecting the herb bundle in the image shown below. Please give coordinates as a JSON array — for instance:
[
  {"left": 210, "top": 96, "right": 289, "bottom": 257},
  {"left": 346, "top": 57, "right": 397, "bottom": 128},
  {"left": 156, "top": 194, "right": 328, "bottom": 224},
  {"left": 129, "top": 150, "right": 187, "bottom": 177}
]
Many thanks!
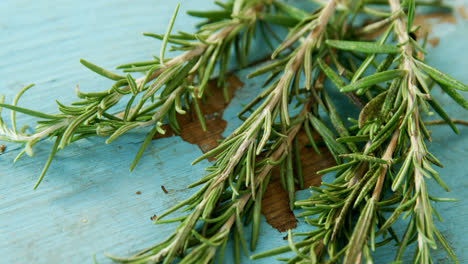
[
  {"left": 0, "top": 0, "right": 467, "bottom": 263},
  {"left": 252, "top": 1, "right": 468, "bottom": 263},
  {"left": 106, "top": 1, "right": 350, "bottom": 262}
]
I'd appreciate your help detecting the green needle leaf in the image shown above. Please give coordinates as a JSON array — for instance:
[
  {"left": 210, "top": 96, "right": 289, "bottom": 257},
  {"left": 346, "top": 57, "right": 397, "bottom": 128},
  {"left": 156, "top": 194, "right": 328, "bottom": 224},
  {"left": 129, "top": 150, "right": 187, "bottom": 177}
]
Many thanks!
[
  {"left": 344, "top": 199, "right": 376, "bottom": 263},
  {"left": 407, "top": 0, "right": 415, "bottom": 32},
  {"left": 59, "top": 110, "right": 95, "bottom": 149},
  {"left": 336, "top": 135, "right": 369, "bottom": 143},
  {"left": 358, "top": 92, "right": 386, "bottom": 128},
  {"left": 317, "top": 58, "right": 346, "bottom": 89},
  {"left": 287, "top": 229, "right": 309, "bottom": 259},
  {"left": 340, "top": 153, "right": 390, "bottom": 165},
  {"left": 341, "top": 70, "right": 406, "bottom": 92},
  {"left": 0, "top": 103, "right": 60, "bottom": 120},
  {"left": 326, "top": 40, "right": 400, "bottom": 54},
  {"left": 438, "top": 83, "right": 468, "bottom": 110},
  {"left": 80, "top": 59, "right": 125, "bottom": 81},
  {"left": 129, "top": 124, "right": 160, "bottom": 172},
  {"left": 434, "top": 229, "right": 459, "bottom": 264},
  {"left": 12, "top": 84, "right": 34, "bottom": 133},
  {"left": 126, "top": 74, "right": 139, "bottom": 96},
  {"left": 260, "top": 13, "right": 302, "bottom": 28},
  {"left": 316, "top": 161, "right": 358, "bottom": 175},
  {"left": 250, "top": 192, "right": 262, "bottom": 251},
  {"left": 272, "top": 1, "right": 310, "bottom": 21},
  {"left": 186, "top": 10, "right": 231, "bottom": 20},
  {"left": 309, "top": 114, "right": 348, "bottom": 155},
  {"left": 33, "top": 135, "right": 62, "bottom": 190},
  {"left": 416, "top": 60, "right": 468, "bottom": 91},
  {"left": 106, "top": 123, "right": 140, "bottom": 144},
  {"left": 251, "top": 238, "right": 313, "bottom": 259},
  {"left": 161, "top": 3, "right": 181, "bottom": 65}
]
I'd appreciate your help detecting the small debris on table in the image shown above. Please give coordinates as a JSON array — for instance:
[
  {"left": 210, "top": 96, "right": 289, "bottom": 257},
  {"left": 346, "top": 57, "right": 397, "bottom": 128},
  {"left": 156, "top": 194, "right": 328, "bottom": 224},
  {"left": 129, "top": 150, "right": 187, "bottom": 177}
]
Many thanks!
[
  {"left": 458, "top": 6, "right": 468, "bottom": 20},
  {"left": 428, "top": 37, "right": 440, "bottom": 47},
  {"left": 136, "top": 191, "right": 141, "bottom": 195},
  {"left": 161, "top": 185, "right": 168, "bottom": 194},
  {"left": 150, "top": 215, "right": 158, "bottom": 221},
  {"left": 0, "top": 144, "right": 6, "bottom": 153},
  {"left": 82, "top": 219, "right": 87, "bottom": 223}
]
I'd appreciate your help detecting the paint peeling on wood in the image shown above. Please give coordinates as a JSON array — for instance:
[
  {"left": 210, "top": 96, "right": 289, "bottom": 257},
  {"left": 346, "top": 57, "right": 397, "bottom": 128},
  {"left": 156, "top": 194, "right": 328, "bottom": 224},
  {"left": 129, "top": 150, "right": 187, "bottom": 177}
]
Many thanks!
[
  {"left": 457, "top": 6, "right": 468, "bottom": 20},
  {"left": 153, "top": 75, "right": 243, "bottom": 160},
  {"left": 412, "top": 12, "right": 457, "bottom": 39},
  {"left": 261, "top": 129, "right": 335, "bottom": 232}
]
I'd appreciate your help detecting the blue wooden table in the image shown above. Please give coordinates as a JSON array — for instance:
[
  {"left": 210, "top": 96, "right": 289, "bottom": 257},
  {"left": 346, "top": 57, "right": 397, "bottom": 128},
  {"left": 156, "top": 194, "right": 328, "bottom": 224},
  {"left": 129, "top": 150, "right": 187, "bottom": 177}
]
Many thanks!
[{"left": 0, "top": 1, "right": 467, "bottom": 263}]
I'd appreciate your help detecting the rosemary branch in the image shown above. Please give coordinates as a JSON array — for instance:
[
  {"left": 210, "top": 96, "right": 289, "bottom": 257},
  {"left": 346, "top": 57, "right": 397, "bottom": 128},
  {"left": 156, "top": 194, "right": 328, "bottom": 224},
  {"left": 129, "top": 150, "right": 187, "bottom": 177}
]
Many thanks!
[
  {"left": 0, "top": 0, "right": 283, "bottom": 189},
  {"left": 105, "top": 1, "right": 345, "bottom": 262},
  {"left": 386, "top": 1, "right": 461, "bottom": 262},
  {"left": 252, "top": 1, "right": 468, "bottom": 263},
  {"left": 118, "top": 101, "right": 312, "bottom": 264}
]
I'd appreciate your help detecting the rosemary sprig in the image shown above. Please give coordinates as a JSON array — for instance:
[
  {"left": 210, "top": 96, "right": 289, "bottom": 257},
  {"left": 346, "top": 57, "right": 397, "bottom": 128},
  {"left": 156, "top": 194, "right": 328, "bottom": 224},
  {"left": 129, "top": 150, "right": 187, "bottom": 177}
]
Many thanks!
[
  {"left": 380, "top": 1, "right": 466, "bottom": 262},
  {"left": 252, "top": 1, "right": 467, "bottom": 263},
  {"left": 0, "top": 0, "right": 283, "bottom": 189},
  {"left": 107, "top": 101, "right": 313, "bottom": 264},
  {"left": 104, "top": 1, "right": 346, "bottom": 262}
]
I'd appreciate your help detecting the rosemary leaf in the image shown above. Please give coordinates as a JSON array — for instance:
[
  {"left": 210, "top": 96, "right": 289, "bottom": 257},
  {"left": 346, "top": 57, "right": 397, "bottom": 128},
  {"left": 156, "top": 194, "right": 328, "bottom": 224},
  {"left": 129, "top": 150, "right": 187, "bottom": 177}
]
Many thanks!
[{"left": 326, "top": 40, "right": 400, "bottom": 54}]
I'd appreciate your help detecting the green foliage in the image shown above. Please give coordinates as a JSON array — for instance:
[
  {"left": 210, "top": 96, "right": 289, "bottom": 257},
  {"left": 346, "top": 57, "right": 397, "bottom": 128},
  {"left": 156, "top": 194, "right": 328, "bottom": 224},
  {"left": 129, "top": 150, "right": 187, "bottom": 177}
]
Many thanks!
[
  {"left": 0, "top": 0, "right": 466, "bottom": 263},
  {"left": 252, "top": 1, "right": 466, "bottom": 263}
]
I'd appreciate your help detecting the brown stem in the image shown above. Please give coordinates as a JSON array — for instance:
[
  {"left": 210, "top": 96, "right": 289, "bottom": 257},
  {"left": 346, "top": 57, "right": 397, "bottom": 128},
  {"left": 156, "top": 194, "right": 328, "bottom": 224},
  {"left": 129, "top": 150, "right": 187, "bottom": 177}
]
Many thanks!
[
  {"left": 372, "top": 128, "right": 400, "bottom": 200},
  {"left": 424, "top": 119, "right": 468, "bottom": 126}
]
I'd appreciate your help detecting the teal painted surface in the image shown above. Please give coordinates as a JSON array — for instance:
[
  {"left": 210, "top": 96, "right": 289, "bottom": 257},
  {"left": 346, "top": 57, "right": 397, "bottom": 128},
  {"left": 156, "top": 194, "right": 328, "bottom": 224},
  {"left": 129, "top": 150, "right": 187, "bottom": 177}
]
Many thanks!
[{"left": 0, "top": 0, "right": 467, "bottom": 263}]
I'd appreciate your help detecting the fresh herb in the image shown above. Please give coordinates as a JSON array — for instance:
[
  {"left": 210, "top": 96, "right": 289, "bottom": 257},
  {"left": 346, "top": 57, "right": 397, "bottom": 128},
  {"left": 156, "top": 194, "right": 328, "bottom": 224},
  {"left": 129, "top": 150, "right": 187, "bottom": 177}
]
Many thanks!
[
  {"left": 105, "top": 1, "right": 347, "bottom": 262},
  {"left": 0, "top": 0, "right": 283, "bottom": 189},
  {"left": 1, "top": 0, "right": 466, "bottom": 263},
  {"left": 252, "top": 1, "right": 467, "bottom": 263}
]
